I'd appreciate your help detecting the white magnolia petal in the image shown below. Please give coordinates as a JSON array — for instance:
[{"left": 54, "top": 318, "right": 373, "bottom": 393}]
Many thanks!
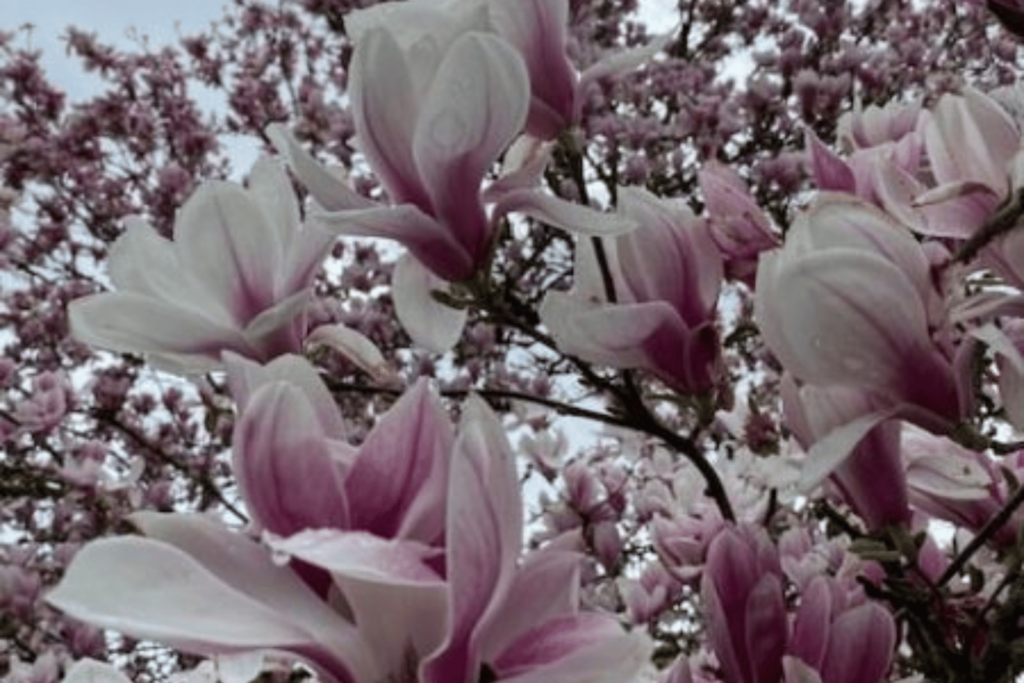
[
  {"left": 926, "top": 88, "right": 1019, "bottom": 191},
  {"left": 175, "top": 181, "right": 281, "bottom": 321},
  {"left": 215, "top": 653, "right": 266, "bottom": 683},
  {"left": 756, "top": 249, "right": 930, "bottom": 390},
  {"left": 280, "top": 222, "right": 335, "bottom": 297},
  {"left": 107, "top": 218, "right": 217, "bottom": 316},
  {"left": 350, "top": 28, "right": 427, "bottom": 207},
  {"left": 62, "top": 660, "right": 132, "bottom": 683},
  {"left": 495, "top": 188, "right": 638, "bottom": 235},
  {"left": 266, "top": 123, "right": 377, "bottom": 211},
  {"left": 69, "top": 293, "right": 247, "bottom": 366},
  {"left": 128, "top": 513, "right": 361, "bottom": 658},
  {"left": 306, "top": 324, "right": 397, "bottom": 385},
  {"left": 247, "top": 156, "right": 300, "bottom": 245},
  {"left": 48, "top": 537, "right": 323, "bottom": 652},
  {"left": 270, "top": 528, "right": 448, "bottom": 675},
  {"left": 905, "top": 453, "right": 991, "bottom": 500},
  {"left": 540, "top": 294, "right": 675, "bottom": 369},
  {"left": 971, "top": 324, "right": 1024, "bottom": 430},
  {"left": 393, "top": 254, "right": 467, "bottom": 353}
]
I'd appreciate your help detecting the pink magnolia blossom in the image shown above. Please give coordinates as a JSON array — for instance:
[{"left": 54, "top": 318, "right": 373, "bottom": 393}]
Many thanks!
[
  {"left": 700, "top": 525, "right": 787, "bottom": 683},
  {"left": 541, "top": 186, "right": 723, "bottom": 394},
  {"left": 755, "top": 195, "right": 966, "bottom": 432},
  {"left": 68, "top": 157, "right": 334, "bottom": 373},
  {"left": 345, "top": 0, "right": 663, "bottom": 140},
  {"left": 47, "top": 386, "right": 650, "bottom": 683},
  {"left": 836, "top": 99, "right": 922, "bottom": 152},
  {"left": 698, "top": 161, "right": 779, "bottom": 286},
  {"left": 903, "top": 427, "right": 1024, "bottom": 549},
  {"left": 785, "top": 576, "right": 896, "bottom": 683},
  {"left": 912, "top": 87, "right": 1023, "bottom": 238},
  {"left": 269, "top": 18, "right": 632, "bottom": 350},
  {"left": 225, "top": 353, "right": 452, "bottom": 545}
]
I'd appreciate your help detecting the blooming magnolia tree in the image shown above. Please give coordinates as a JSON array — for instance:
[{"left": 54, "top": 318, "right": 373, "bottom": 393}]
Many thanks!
[{"left": 6, "top": 0, "right": 1024, "bottom": 681}]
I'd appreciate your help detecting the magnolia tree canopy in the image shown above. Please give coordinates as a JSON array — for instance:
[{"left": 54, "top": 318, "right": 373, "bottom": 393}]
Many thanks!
[{"left": 5, "top": 0, "right": 1024, "bottom": 681}]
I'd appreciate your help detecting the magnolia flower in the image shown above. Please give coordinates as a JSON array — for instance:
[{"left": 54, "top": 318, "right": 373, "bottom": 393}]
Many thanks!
[
  {"left": 345, "top": 0, "right": 665, "bottom": 140},
  {"left": 48, "top": 382, "right": 651, "bottom": 683},
  {"left": 902, "top": 427, "right": 1024, "bottom": 549},
  {"left": 785, "top": 576, "right": 896, "bottom": 683},
  {"left": 701, "top": 525, "right": 787, "bottom": 683},
  {"left": 541, "top": 186, "right": 723, "bottom": 394},
  {"left": 225, "top": 353, "right": 452, "bottom": 545},
  {"left": 755, "top": 195, "right": 965, "bottom": 432},
  {"left": 836, "top": 99, "right": 922, "bottom": 152},
  {"left": 913, "top": 87, "right": 1023, "bottom": 237},
  {"left": 269, "top": 18, "right": 632, "bottom": 351},
  {"left": 698, "top": 161, "right": 779, "bottom": 286},
  {"left": 68, "top": 157, "right": 334, "bottom": 373}
]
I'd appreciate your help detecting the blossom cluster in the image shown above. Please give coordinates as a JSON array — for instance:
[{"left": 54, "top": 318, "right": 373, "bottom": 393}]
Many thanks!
[{"left": 6, "top": 0, "right": 1024, "bottom": 682}]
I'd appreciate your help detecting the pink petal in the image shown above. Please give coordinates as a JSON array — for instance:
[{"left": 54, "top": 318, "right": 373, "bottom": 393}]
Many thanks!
[
  {"left": 412, "top": 33, "right": 530, "bottom": 274},
  {"left": 925, "top": 88, "right": 1019, "bottom": 191},
  {"left": 756, "top": 248, "right": 931, "bottom": 392},
  {"left": 350, "top": 28, "right": 431, "bottom": 209},
  {"left": 345, "top": 378, "right": 454, "bottom": 543},
  {"left": 540, "top": 296, "right": 681, "bottom": 370},
  {"left": 487, "top": 0, "right": 576, "bottom": 138},
  {"left": 820, "top": 604, "right": 896, "bottom": 683},
  {"left": 494, "top": 188, "right": 638, "bottom": 236},
  {"left": 312, "top": 205, "right": 474, "bottom": 281},
  {"left": 477, "top": 549, "right": 581, "bottom": 661},
  {"left": 743, "top": 574, "right": 787, "bottom": 683},
  {"left": 268, "top": 529, "right": 449, "bottom": 679},
  {"left": 268, "top": 529, "right": 444, "bottom": 586},
  {"left": 789, "top": 577, "right": 833, "bottom": 670},
  {"left": 492, "top": 613, "right": 630, "bottom": 676},
  {"left": 617, "top": 186, "right": 723, "bottom": 323},
  {"left": 799, "top": 408, "right": 900, "bottom": 491},
  {"left": 233, "top": 383, "right": 350, "bottom": 535},
  {"left": 805, "top": 130, "right": 856, "bottom": 191},
  {"left": 240, "top": 289, "right": 310, "bottom": 359},
  {"left": 423, "top": 397, "right": 522, "bottom": 683},
  {"left": 224, "top": 352, "right": 347, "bottom": 439},
  {"left": 129, "top": 513, "right": 358, "bottom": 653},
  {"left": 495, "top": 628, "right": 651, "bottom": 683}
]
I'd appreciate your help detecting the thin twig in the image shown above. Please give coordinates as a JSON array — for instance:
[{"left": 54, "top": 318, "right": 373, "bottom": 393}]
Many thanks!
[{"left": 939, "top": 483, "right": 1024, "bottom": 586}]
